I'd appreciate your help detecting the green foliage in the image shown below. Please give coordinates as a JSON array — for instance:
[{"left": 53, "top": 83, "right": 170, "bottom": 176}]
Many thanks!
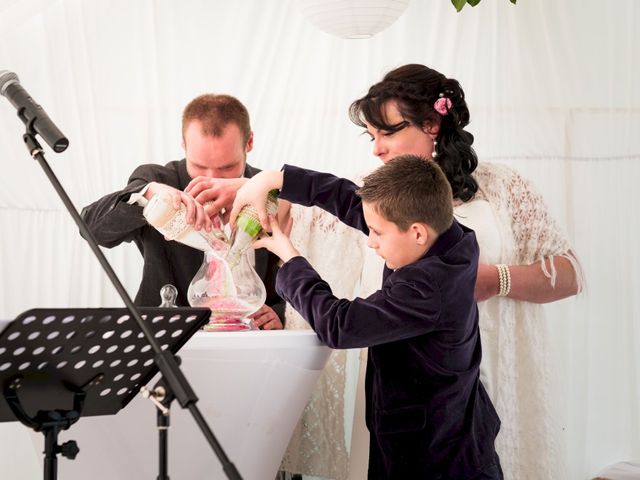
[{"left": 452, "top": 0, "right": 517, "bottom": 12}]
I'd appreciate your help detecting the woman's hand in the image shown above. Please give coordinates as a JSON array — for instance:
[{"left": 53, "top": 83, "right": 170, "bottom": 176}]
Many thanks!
[{"left": 229, "top": 170, "right": 284, "bottom": 229}]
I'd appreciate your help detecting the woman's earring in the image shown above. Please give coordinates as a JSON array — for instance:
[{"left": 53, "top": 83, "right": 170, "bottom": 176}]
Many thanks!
[{"left": 432, "top": 140, "right": 438, "bottom": 159}]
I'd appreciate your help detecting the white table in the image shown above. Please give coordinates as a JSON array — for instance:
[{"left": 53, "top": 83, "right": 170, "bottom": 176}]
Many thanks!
[{"left": 31, "top": 329, "right": 330, "bottom": 480}]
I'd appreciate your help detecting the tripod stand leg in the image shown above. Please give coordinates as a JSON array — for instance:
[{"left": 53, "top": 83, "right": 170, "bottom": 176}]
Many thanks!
[{"left": 157, "top": 409, "right": 170, "bottom": 480}]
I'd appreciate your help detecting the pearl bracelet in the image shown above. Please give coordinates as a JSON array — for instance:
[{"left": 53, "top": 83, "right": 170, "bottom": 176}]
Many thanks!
[{"left": 496, "top": 264, "right": 511, "bottom": 297}]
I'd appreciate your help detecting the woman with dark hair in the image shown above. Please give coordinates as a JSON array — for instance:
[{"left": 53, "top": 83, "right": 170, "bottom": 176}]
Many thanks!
[
  {"left": 350, "top": 64, "right": 479, "bottom": 203},
  {"left": 210, "top": 64, "right": 584, "bottom": 479},
  {"left": 347, "top": 63, "right": 584, "bottom": 479}
]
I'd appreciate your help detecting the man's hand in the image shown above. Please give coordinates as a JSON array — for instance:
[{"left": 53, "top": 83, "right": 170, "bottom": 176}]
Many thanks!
[
  {"left": 248, "top": 304, "right": 283, "bottom": 330},
  {"left": 253, "top": 215, "right": 298, "bottom": 263},
  {"left": 145, "top": 182, "right": 213, "bottom": 232},
  {"left": 184, "top": 176, "right": 247, "bottom": 224},
  {"left": 229, "top": 170, "right": 284, "bottom": 229}
]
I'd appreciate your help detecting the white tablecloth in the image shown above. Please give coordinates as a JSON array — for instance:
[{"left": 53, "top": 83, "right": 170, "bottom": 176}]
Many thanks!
[{"left": 32, "top": 330, "right": 330, "bottom": 480}]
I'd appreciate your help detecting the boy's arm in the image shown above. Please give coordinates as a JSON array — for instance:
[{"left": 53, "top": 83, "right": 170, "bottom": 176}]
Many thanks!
[
  {"left": 276, "top": 257, "right": 441, "bottom": 349},
  {"left": 255, "top": 217, "right": 441, "bottom": 348}
]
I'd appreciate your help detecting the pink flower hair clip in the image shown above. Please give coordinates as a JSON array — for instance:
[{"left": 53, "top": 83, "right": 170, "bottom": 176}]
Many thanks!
[{"left": 434, "top": 94, "right": 452, "bottom": 115}]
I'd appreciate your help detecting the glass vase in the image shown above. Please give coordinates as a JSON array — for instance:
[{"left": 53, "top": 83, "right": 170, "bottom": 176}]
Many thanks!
[{"left": 187, "top": 250, "right": 266, "bottom": 331}]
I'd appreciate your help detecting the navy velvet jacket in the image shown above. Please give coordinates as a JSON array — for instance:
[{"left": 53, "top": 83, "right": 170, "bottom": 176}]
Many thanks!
[
  {"left": 81, "top": 160, "right": 284, "bottom": 319},
  {"left": 276, "top": 165, "right": 501, "bottom": 479}
]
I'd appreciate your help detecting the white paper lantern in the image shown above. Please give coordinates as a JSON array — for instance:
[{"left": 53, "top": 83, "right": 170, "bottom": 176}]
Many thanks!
[{"left": 298, "top": 0, "right": 411, "bottom": 39}]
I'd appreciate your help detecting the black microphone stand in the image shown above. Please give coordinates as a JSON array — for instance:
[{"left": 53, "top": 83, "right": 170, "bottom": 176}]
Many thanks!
[
  {"left": 20, "top": 124, "right": 242, "bottom": 480},
  {"left": 140, "top": 357, "right": 181, "bottom": 480}
]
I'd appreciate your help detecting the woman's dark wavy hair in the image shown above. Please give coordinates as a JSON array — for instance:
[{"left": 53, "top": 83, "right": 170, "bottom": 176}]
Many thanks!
[{"left": 349, "top": 64, "right": 478, "bottom": 201}]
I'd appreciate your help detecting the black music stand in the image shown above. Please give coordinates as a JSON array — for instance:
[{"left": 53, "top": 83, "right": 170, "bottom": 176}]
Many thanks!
[{"left": 0, "top": 307, "right": 209, "bottom": 480}]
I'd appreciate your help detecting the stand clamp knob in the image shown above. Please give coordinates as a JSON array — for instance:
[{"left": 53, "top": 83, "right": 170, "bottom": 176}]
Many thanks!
[
  {"left": 140, "top": 385, "right": 170, "bottom": 415},
  {"left": 58, "top": 440, "right": 80, "bottom": 460}
]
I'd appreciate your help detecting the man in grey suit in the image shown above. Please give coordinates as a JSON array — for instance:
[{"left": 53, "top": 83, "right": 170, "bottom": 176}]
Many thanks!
[{"left": 81, "top": 94, "right": 284, "bottom": 329}]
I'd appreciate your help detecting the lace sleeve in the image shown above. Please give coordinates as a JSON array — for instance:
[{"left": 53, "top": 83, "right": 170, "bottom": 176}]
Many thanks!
[{"left": 476, "top": 163, "right": 584, "bottom": 291}]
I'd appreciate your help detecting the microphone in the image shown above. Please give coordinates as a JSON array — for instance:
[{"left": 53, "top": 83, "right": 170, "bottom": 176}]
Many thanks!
[{"left": 0, "top": 70, "right": 69, "bottom": 153}]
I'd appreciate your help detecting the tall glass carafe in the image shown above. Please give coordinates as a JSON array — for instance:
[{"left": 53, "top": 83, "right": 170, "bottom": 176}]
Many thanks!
[
  {"left": 143, "top": 190, "right": 278, "bottom": 331},
  {"left": 186, "top": 190, "right": 279, "bottom": 331},
  {"left": 187, "top": 250, "right": 265, "bottom": 331}
]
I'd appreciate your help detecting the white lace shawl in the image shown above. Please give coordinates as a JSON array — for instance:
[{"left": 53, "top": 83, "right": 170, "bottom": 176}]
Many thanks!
[{"left": 474, "top": 162, "right": 584, "bottom": 290}]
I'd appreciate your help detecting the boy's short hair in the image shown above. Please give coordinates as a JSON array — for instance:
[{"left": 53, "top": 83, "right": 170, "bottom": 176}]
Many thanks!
[
  {"left": 357, "top": 155, "right": 454, "bottom": 234},
  {"left": 181, "top": 94, "right": 251, "bottom": 143}
]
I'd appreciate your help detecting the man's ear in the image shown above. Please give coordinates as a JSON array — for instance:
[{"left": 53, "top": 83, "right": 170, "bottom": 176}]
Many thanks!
[
  {"left": 245, "top": 131, "right": 254, "bottom": 153},
  {"left": 411, "top": 222, "right": 430, "bottom": 246}
]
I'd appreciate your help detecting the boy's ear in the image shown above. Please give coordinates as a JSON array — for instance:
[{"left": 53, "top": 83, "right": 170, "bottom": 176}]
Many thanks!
[{"left": 410, "top": 222, "right": 430, "bottom": 245}]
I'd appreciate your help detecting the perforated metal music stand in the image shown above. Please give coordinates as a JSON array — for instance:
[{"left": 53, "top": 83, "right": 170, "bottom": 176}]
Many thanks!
[{"left": 0, "top": 307, "right": 210, "bottom": 480}]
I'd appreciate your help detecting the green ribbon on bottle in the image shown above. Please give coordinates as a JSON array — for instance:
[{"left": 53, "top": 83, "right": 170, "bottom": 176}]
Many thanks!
[{"left": 235, "top": 189, "right": 279, "bottom": 238}]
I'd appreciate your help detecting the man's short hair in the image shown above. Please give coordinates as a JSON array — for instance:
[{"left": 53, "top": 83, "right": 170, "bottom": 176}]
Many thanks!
[
  {"left": 357, "top": 155, "right": 454, "bottom": 234},
  {"left": 181, "top": 94, "right": 251, "bottom": 143}
]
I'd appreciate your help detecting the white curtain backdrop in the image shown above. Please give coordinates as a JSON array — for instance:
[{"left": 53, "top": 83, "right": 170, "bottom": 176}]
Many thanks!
[{"left": 0, "top": 0, "right": 638, "bottom": 478}]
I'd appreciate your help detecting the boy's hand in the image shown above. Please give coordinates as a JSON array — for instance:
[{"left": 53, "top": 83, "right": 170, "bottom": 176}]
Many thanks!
[{"left": 253, "top": 215, "right": 299, "bottom": 263}]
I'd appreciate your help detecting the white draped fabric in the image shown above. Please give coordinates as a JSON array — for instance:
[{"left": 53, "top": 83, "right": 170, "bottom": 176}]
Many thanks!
[{"left": 0, "top": 1, "right": 638, "bottom": 479}]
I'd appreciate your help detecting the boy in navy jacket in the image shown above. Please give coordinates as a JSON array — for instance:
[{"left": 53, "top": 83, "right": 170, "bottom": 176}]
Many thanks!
[{"left": 232, "top": 155, "right": 502, "bottom": 479}]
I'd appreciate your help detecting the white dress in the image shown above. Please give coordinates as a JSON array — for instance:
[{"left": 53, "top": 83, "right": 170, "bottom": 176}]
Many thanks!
[
  {"left": 280, "top": 162, "right": 584, "bottom": 480},
  {"left": 280, "top": 202, "right": 370, "bottom": 479}
]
